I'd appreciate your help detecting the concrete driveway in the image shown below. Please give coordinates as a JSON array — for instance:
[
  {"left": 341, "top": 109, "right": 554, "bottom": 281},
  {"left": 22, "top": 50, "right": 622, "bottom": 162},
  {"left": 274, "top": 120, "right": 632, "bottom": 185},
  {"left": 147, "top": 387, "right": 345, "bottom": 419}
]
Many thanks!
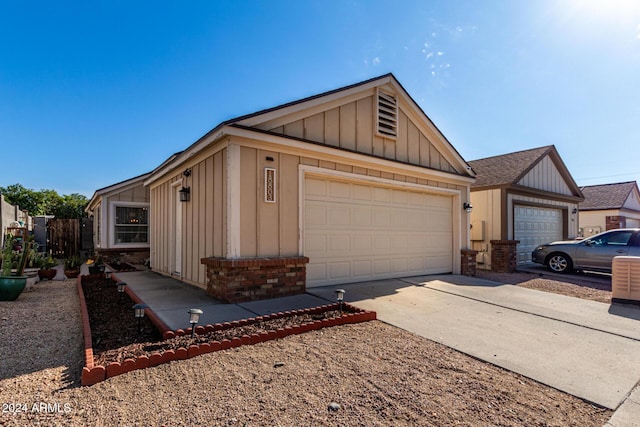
[{"left": 307, "top": 274, "right": 640, "bottom": 410}]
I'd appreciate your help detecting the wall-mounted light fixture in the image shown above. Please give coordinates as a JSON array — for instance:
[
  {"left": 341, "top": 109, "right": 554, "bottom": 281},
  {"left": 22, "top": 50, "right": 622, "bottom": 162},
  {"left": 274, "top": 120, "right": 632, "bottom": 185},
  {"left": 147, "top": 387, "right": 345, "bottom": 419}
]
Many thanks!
[
  {"left": 179, "top": 186, "right": 191, "bottom": 202},
  {"left": 572, "top": 208, "right": 578, "bottom": 214},
  {"left": 463, "top": 202, "right": 473, "bottom": 214}
]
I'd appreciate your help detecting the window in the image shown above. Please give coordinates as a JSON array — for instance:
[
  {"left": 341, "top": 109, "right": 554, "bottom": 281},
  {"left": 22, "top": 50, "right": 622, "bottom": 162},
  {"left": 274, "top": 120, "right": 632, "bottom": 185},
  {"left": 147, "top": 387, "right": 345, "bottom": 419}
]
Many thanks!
[
  {"left": 114, "top": 205, "right": 149, "bottom": 244},
  {"left": 376, "top": 89, "right": 398, "bottom": 138},
  {"left": 588, "top": 230, "right": 633, "bottom": 247}
]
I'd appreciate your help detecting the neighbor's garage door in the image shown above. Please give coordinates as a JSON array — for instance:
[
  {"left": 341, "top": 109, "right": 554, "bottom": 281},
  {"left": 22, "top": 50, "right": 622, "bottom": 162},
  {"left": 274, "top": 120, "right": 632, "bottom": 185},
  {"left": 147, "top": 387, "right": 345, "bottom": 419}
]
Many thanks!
[
  {"left": 514, "top": 205, "right": 563, "bottom": 263},
  {"left": 304, "top": 175, "right": 453, "bottom": 287}
]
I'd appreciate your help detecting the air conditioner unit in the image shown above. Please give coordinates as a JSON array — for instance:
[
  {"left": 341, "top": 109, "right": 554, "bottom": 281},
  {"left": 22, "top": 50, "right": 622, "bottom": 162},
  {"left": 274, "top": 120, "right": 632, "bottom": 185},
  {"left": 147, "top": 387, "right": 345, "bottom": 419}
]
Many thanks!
[{"left": 612, "top": 256, "right": 640, "bottom": 303}]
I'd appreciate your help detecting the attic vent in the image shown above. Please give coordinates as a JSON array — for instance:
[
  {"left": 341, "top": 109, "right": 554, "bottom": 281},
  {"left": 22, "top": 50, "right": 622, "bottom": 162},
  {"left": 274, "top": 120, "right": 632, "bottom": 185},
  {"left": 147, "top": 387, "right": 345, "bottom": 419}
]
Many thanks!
[{"left": 376, "top": 89, "right": 398, "bottom": 138}]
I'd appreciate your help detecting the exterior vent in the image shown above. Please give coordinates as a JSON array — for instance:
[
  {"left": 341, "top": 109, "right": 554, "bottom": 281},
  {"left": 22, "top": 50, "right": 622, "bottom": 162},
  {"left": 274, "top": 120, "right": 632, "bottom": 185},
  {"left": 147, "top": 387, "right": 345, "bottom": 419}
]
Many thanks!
[{"left": 376, "top": 89, "right": 397, "bottom": 138}]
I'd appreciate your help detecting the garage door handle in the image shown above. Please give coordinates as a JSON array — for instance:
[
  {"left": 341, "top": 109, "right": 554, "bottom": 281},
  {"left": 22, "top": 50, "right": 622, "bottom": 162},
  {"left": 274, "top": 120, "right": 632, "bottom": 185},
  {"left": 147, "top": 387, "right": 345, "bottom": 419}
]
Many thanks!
[{"left": 617, "top": 250, "right": 626, "bottom": 253}]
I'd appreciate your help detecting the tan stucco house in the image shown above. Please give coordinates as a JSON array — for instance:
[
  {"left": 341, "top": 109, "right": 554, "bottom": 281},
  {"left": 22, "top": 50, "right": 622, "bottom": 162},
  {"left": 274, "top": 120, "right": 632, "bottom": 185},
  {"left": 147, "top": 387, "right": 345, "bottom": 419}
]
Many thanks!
[
  {"left": 85, "top": 173, "right": 151, "bottom": 264},
  {"left": 468, "top": 146, "right": 584, "bottom": 267},
  {"left": 579, "top": 181, "right": 640, "bottom": 236},
  {"left": 143, "top": 74, "right": 476, "bottom": 301}
]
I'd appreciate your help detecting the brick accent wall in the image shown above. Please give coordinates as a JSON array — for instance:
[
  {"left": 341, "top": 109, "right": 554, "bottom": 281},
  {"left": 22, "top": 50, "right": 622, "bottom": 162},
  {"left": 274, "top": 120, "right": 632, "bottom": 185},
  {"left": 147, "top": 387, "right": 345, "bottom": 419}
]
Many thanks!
[
  {"left": 201, "top": 256, "right": 310, "bottom": 303},
  {"left": 606, "top": 216, "right": 626, "bottom": 230},
  {"left": 490, "top": 240, "right": 520, "bottom": 273},
  {"left": 461, "top": 249, "right": 478, "bottom": 277}
]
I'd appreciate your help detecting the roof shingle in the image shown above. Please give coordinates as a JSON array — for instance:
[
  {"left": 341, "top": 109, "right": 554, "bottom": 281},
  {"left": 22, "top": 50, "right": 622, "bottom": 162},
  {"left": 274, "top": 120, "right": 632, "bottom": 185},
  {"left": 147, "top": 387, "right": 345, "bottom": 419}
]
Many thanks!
[
  {"left": 467, "top": 146, "right": 552, "bottom": 188},
  {"left": 579, "top": 181, "right": 637, "bottom": 210}
]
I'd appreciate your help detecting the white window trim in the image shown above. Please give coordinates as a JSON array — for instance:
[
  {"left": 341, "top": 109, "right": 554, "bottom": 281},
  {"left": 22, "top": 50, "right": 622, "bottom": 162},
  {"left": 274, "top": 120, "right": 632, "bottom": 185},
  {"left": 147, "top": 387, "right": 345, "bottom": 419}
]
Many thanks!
[{"left": 109, "top": 201, "right": 150, "bottom": 249}]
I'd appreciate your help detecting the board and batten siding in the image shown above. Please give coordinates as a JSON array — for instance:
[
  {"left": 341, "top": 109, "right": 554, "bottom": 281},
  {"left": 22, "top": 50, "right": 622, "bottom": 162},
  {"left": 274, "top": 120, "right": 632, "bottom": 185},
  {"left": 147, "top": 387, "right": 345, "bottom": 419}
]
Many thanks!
[
  {"left": 517, "top": 156, "right": 573, "bottom": 196},
  {"left": 239, "top": 147, "right": 299, "bottom": 258},
  {"left": 470, "top": 188, "right": 502, "bottom": 268},
  {"left": 261, "top": 93, "right": 458, "bottom": 175},
  {"left": 149, "top": 148, "right": 227, "bottom": 289}
]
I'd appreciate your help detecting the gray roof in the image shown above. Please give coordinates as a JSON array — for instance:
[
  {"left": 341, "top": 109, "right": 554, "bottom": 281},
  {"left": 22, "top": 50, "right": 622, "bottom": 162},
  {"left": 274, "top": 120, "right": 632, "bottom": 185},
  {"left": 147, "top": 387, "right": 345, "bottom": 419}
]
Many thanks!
[
  {"left": 579, "top": 181, "right": 638, "bottom": 210},
  {"left": 467, "top": 146, "right": 553, "bottom": 188}
]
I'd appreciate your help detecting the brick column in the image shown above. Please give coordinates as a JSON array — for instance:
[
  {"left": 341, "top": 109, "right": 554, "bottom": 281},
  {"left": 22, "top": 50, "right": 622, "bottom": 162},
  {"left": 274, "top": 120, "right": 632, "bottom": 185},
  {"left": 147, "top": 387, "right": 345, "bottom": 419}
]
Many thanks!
[
  {"left": 201, "top": 256, "right": 309, "bottom": 303},
  {"left": 606, "top": 216, "right": 626, "bottom": 230},
  {"left": 490, "top": 240, "right": 520, "bottom": 273},
  {"left": 460, "top": 249, "right": 478, "bottom": 277}
]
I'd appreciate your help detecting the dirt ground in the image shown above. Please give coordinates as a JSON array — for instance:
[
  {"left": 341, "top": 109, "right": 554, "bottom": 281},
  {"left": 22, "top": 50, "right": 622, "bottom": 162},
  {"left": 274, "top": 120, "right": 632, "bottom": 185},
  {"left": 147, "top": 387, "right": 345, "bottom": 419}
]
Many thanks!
[{"left": 0, "top": 277, "right": 612, "bottom": 426}]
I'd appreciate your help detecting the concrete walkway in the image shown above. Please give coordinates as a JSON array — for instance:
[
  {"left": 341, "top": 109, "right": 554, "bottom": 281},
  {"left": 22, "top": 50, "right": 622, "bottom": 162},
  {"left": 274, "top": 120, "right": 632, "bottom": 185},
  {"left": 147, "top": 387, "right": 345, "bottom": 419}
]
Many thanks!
[
  {"left": 113, "top": 270, "right": 329, "bottom": 331},
  {"left": 307, "top": 275, "right": 640, "bottom": 411}
]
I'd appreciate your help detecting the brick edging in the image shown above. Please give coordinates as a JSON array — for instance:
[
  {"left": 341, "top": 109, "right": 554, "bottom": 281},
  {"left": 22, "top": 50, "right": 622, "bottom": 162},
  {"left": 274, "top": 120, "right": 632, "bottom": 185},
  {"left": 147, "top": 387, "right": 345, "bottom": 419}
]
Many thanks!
[{"left": 78, "top": 277, "right": 376, "bottom": 386}]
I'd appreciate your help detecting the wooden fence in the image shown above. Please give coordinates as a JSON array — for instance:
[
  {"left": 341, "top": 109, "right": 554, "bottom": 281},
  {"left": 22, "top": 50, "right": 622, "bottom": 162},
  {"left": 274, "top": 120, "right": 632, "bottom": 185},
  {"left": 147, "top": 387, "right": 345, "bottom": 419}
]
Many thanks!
[{"left": 48, "top": 219, "right": 80, "bottom": 258}]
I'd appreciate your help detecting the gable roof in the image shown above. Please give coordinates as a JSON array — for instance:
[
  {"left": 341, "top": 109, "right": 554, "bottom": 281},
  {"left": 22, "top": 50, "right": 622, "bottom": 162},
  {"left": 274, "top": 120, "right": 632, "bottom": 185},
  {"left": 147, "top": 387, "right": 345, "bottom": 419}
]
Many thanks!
[
  {"left": 85, "top": 172, "right": 151, "bottom": 212},
  {"left": 145, "top": 73, "right": 474, "bottom": 185},
  {"left": 579, "top": 181, "right": 639, "bottom": 210},
  {"left": 468, "top": 146, "right": 551, "bottom": 188},
  {"left": 467, "top": 145, "right": 583, "bottom": 198}
]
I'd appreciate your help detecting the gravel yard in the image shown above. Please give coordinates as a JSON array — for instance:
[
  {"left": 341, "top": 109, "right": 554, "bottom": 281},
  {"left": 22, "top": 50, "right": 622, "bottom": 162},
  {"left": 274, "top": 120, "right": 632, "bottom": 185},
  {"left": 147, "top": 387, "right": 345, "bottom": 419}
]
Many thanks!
[{"left": 0, "top": 277, "right": 611, "bottom": 426}]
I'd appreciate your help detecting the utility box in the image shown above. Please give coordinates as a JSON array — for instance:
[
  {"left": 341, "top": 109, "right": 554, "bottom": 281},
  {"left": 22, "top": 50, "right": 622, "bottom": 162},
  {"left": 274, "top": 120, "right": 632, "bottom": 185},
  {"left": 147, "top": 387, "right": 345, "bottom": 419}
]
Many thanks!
[
  {"left": 471, "top": 221, "right": 485, "bottom": 241},
  {"left": 612, "top": 256, "right": 640, "bottom": 303}
]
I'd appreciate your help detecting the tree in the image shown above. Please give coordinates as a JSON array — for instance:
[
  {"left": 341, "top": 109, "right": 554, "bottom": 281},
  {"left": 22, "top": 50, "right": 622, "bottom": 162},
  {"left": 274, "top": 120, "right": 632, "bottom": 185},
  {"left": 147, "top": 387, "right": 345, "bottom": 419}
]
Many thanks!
[
  {"left": 0, "top": 184, "right": 89, "bottom": 218},
  {"left": 0, "top": 184, "right": 42, "bottom": 215},
  {"left": 54, "top": 193, "right": 88, "bottom": 219}
]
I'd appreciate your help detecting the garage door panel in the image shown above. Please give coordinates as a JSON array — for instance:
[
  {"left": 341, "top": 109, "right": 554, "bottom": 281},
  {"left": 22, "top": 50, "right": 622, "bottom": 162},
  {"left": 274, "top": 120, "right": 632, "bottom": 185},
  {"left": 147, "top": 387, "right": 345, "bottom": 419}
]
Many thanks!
[
  {"left": 352, "top": 260, "right": 372, "bottom": 277},
  {"left": 305, "top": 176, "right": 454, "bottom": 287}
]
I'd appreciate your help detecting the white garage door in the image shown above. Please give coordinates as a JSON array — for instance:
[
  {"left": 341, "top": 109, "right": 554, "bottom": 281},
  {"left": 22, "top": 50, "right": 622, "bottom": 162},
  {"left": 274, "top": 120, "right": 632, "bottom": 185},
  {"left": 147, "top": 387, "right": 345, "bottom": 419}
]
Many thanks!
[
  {"left": 304, "top": 175, "right": 453, "bottom": 287},
  {"left": 514, "top": 205, "right": 563, "bottom": 263},
  {"left": 627, "top": 218, "right": 640, "bottom": 228}
]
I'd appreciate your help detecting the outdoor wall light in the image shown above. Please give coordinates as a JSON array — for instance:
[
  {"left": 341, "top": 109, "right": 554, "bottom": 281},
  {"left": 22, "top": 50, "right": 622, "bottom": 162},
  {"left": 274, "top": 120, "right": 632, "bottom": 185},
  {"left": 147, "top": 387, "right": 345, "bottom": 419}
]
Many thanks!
[
  {"left": 335, "top": 289, "right": 345, "bottom": 315},
  {"left": 188, "top": 308, "right": 203, "bottom": 337},
  {"left": 179, "top": 186, "right": 191, "bottom": 202},
  {"left": 133, "top": 303, "right": 148, "bottom": 333},
  {"left": 116, "top": 281, "right": 127, "bottom": 301},
  {"left": 572, "top": 208, "right": 578, "bottom": 214},
  {"left": 463, "top": 202, "right": 473, "bottom": 214}
]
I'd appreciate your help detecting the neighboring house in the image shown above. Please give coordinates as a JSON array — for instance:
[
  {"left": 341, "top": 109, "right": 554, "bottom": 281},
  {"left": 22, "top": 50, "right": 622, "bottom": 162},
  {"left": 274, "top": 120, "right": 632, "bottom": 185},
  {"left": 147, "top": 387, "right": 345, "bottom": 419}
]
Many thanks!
[
  {"left": 144, "top": 73, "right": 476, "bottom": 300},
  {"left": 85, "top": 173, "right": 151, "bottom": 264},
  {"left": 0, "top": 194, "right": 32, "bottom": 247},
  {"left": 579, "top": 181, "right": 640, "bottom": 236},
  {"left": 468, "top": 145, "right": 584, "bottom": 267}
]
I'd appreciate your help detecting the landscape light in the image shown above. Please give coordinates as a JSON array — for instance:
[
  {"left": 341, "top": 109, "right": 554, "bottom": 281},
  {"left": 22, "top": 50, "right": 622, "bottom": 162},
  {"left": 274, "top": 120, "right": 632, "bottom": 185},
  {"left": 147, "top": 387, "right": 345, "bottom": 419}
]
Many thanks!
[
  {"left": 116, "top": 281, "right": 127, "bottom": 301},
  {"left": 188, "top": 308, "right": 203, "bottom": 337},
  {"left": 335, "top": 289, "right": 345, "bottom": 315},
  {"left": 133, "top": 303, "right": 148, "bottom": 333}
]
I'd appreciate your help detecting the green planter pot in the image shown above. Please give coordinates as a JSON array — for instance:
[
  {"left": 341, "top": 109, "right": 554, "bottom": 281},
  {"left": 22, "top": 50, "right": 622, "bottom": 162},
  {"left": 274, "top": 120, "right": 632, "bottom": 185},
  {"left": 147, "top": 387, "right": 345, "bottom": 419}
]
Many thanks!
[{"left": 0, "top": 276, "right": 27, "bottom": 301}]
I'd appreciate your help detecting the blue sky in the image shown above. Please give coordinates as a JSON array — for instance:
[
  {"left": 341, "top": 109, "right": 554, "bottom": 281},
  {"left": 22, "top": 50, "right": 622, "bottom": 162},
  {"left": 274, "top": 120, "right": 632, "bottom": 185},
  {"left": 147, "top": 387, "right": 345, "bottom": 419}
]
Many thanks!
[{"left": 1, "top": 0, "right": 639, "bottom": 197}]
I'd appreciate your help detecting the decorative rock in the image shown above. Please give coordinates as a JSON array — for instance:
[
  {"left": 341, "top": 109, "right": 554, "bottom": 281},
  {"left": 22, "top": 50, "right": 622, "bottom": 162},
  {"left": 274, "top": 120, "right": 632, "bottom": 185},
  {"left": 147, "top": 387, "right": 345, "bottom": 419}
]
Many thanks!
[{"left": 328, "top": 402, "right": 341, "bottom": 412}]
